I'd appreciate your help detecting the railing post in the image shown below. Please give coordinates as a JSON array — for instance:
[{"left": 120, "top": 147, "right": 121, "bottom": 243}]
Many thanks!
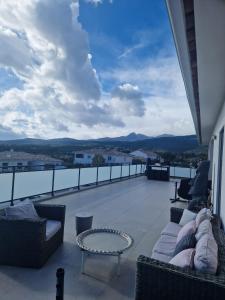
[
  {"left": 189, "top": 167, "right": 192, "bottom": 178},
  {"left": 51, "top": 166, "right": 55, "bottom": 197},
  {"left": 96, "top": 166, "right": 99, "bottom": 185},
  {"left": 78, "top": 167, "right": 81, "bottom": 190},
  {"left": 129, "top": 163, "right": 131, "bottom": 177},
  {"left": 135, "top": 164, "right": 137, "bottom": 176},
  {"left": 140, "top": 164, "right": 142, "bottom": 175},
  {"left": 10, "top": 166, "right": 15, "bottom": 206},
  {"left": 120, "top": 164, "right": 122, "bottom": 180},
  {"left": 110, "top": 165, "right": 112, "bottom": 182}
]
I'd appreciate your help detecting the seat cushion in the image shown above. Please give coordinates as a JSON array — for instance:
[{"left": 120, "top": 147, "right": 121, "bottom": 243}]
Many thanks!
[
  {"left": 46, "top": 220, "right": 61, "bottom": 241},
  {"left": 161, "top": 222, "right": 182, "bottom": 237},
  {"left": 152, "top": 235, "right": 177, "bottom": 256},
  {"left": 151, "top": 252, "right": 172, "bottom": 263}
]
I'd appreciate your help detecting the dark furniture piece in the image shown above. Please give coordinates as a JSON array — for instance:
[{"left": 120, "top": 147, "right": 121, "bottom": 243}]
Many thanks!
[
  {"left": 135, "top": 207, "right": 225, "bottom": 300},
  {"left": 0, "top": 203, "right": 66, "bottom": 268},
  {"left": 178, "top": 161, "right": 210, "bottom": 201},
  {"left": 75, "top": 212, "right": 93, "bottom": 235},
  {"left": 146, "top": 166, "right": 170, "bottom": 181}
]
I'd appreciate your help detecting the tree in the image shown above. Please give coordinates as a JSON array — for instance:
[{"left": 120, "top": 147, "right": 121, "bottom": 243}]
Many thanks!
[{"left": 92, "top": 154, "right": 105, "bottom": 166}]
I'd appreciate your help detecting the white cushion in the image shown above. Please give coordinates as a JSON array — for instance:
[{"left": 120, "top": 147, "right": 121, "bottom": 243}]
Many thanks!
[
  {"left": 195, "top": 219, "right": 213, "bottom": 241},
  {"left": 46, "top": 220, "right": 61, "bottom": 241},
  {"left": 179, "top": 209, "right": 197, "bottom": 226},
  {"left": 151, "top": 252, "right": 172, "bottom": 263},
  {"left": 194, "top": 234, "right": 218, "bottom": 274},
  {"left": 5, "top": 200, "right": 39, "bottom": 220},
  {"left": 161, "top": 222, "right": 182, "bottom": 237},
  {"left": 195, "top": 208, "right": 212, "bottom": 227},
  {"left": 169, "top": 248, "right": 195, "bottom": 268},
  {"left": 152, "top": 234, "right": 177, "bottom": 256}
]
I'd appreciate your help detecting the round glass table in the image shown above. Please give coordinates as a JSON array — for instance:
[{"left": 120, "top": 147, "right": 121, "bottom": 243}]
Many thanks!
[{"left": 76, "top": 228, "right": 133, "bottom": 276}]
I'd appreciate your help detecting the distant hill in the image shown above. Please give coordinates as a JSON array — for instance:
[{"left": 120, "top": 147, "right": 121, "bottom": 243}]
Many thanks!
[
  {"left": 95, "top": 132, "right": 151, "bottom": 142},
  {"left": 0, "top": 133, "right": 203, "bottom": 153}
]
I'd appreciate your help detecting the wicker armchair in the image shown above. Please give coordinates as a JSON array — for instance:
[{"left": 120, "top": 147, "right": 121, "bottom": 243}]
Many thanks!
[
  {"left": 135, "top": 207, "right": 225, "bottom": 300},
  {"left": 0, "top": 203, "right": 66, "bottom": 268}
]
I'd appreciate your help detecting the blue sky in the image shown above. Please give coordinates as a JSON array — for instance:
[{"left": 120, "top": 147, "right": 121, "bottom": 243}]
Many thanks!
[{"left": 0, "top": 0, "right": 194, "bottom": 139}]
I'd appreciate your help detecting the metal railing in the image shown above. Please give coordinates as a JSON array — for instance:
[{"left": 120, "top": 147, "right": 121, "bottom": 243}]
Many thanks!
[
  {"left": 0, "top": 164, "right": 196, "bottom": 205},
  {"left": 0, "top": 164, "right": 146, "bottom": 205}
]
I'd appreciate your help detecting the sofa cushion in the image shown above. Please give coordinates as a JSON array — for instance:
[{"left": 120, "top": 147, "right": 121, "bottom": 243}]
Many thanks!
[
  {"left": 4, "top": 200, "right": 40, "bottom": 220},
  {"left": 179, "top": 209, "right": 197, "bottom": 226},
  {"left": 46, "top": 220, "right": 61, "bottom": 241},
  {"left": 161, "top": 222, "right": 182, "bottom": 237},
  {"left": 195, "top": 219, "right": 213, "bottom": 241},
  {"left": 174, "top": 233, "right": 196, "bottom": 256},
  {"left": 177, "top": 220, "right": 196, "bottom": 243},
  {"left": 152, "top": 234, "right": 177, "bottom": 256},
  {"left": 169, "top": 248, "right": 195, "bottom": 268},
  {"left": 194, "top": 234, "right": 218, "bottom": 274},
  {"left": 195, "top": 208, "right": 212, "bottom": 228},
  {"left": 151, "top": 252, "right": 172, "bottom": 263}
]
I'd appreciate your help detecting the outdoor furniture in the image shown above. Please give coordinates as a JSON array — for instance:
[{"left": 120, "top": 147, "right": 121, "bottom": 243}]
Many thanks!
[
  {"left": 146, "top": 165, "right": 170, "bottom": 181},
  {"left": 135, "top": 207, "right": 225, "bottom": 300},
  {"left": 0, "top": 204, "right": 66, "bottom": 268},
  {"left": 75, "top": 212, "right": 93, "bottom": 235},
  {"left": 76, "top": 228, "right": 133, "bottom": 276}
]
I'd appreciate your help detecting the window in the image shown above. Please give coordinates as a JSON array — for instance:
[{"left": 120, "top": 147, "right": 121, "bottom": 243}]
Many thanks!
[
  {"left": 216, "top": 127, "right": 224, "bottom": 217},
  {"left": 88, "top": 155, "right": 91, "bottom": 159},
  {"left": 76, "top": 153, "right": 84, "bottom": 158},
  {"left": 108, "top": 156, "right": 112, "bottom": 161}
]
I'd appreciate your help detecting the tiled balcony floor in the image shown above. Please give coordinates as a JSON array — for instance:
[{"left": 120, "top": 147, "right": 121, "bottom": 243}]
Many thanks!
[{"left": 0, "top": 176, "right": 184, "bottom": 300}]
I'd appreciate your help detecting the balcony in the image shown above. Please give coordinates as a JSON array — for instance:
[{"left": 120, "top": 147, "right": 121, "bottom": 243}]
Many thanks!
[{"left": 0, "top": 176, "right": 184, "bottom": 300}]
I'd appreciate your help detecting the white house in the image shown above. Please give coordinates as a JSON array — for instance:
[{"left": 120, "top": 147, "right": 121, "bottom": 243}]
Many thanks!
[
  {"left": 0, "top": 151, "right": 63, "bottom": 172},
  {"left": 166, "top": 0, "right": 225, "bottom": 227},
  {"left": 130, "top": 150, "right": 161, "bottom": 162},
  {"left": 73, "top": 149, "right": 133, "bottom": 165}
]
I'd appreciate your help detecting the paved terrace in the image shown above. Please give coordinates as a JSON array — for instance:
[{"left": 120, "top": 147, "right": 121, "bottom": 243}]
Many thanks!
[{"left": 0, "top": 176, "right": 184, "bottom": 300}]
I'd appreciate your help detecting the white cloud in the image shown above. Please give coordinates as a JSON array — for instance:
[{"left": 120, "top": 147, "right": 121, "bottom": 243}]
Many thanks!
[
  {"left": 0, "top": 0, "right": 124, "bottom": 139},
  {"left": 111, "top": 83, "right": 145, "bottom": 117},
  {"left": 0, "top": 0, "right": 194, "bottom": 140},
  {"left": 85, "top": 0, "right": 113, "bottom": 5}
]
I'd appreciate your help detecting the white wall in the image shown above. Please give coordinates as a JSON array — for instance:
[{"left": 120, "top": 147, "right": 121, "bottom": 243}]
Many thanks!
[{"left": 211, "top": 99, "right": 225, "bottom": 227}]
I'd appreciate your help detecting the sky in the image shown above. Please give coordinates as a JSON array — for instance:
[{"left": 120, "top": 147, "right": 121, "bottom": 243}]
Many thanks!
[{"left": 0, "top": 0, "right": 195, "bottom": 140}]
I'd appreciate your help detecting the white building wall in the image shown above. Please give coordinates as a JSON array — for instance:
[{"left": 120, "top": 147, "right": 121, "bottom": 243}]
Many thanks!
[{"left": 211, "top": 99, "right": 225, "bottom": 227}]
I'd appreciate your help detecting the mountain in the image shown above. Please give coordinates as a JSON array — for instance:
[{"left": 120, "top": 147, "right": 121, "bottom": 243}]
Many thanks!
[
  {"left": 95, "top": 132, "right": 151, "bottom": 142},
  {"left": 0, "top": 134, "right": 202, "bottom": 153},
  {"left": 157, "top": 134, "right": 175, "bottom": 138}
]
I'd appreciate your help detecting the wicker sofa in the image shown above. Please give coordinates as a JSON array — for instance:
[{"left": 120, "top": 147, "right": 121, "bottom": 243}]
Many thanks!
[
  {"left": 135, "top": 207, "right": 225, "bottom": 300},
  {"left": 0, "top": 203, "right": 66, "bottom": 268}
]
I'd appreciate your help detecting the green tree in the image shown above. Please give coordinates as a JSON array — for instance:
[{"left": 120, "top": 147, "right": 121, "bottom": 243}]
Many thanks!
[{"left": 92, "top": 154, "right": 105, "bottom": 166}]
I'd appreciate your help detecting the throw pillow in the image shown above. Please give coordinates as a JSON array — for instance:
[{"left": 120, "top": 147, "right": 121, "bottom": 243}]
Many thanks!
[
  {"left": 194, "top": 234, "right": 218, "bottom": 274},
  {"left": 177, "top": 220, "right": 196, "bottom": 244},
  {"left": 5, "top": 200, "right": 40, "bottom": 220},
  {"left": 169, "top": 248, "right": 195, "bottom": 268},
  {"left": 173, "top": 233, "right": 196, "bottom": 256},
  {"left": 195, "top": 208, "right": 212, "bottom": 227},
  {"left": 179, "top": 209, "right": 197, "bottom": 226},
  {"left": 195, "top": 219, "right": 213, "bottom": 241}
]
